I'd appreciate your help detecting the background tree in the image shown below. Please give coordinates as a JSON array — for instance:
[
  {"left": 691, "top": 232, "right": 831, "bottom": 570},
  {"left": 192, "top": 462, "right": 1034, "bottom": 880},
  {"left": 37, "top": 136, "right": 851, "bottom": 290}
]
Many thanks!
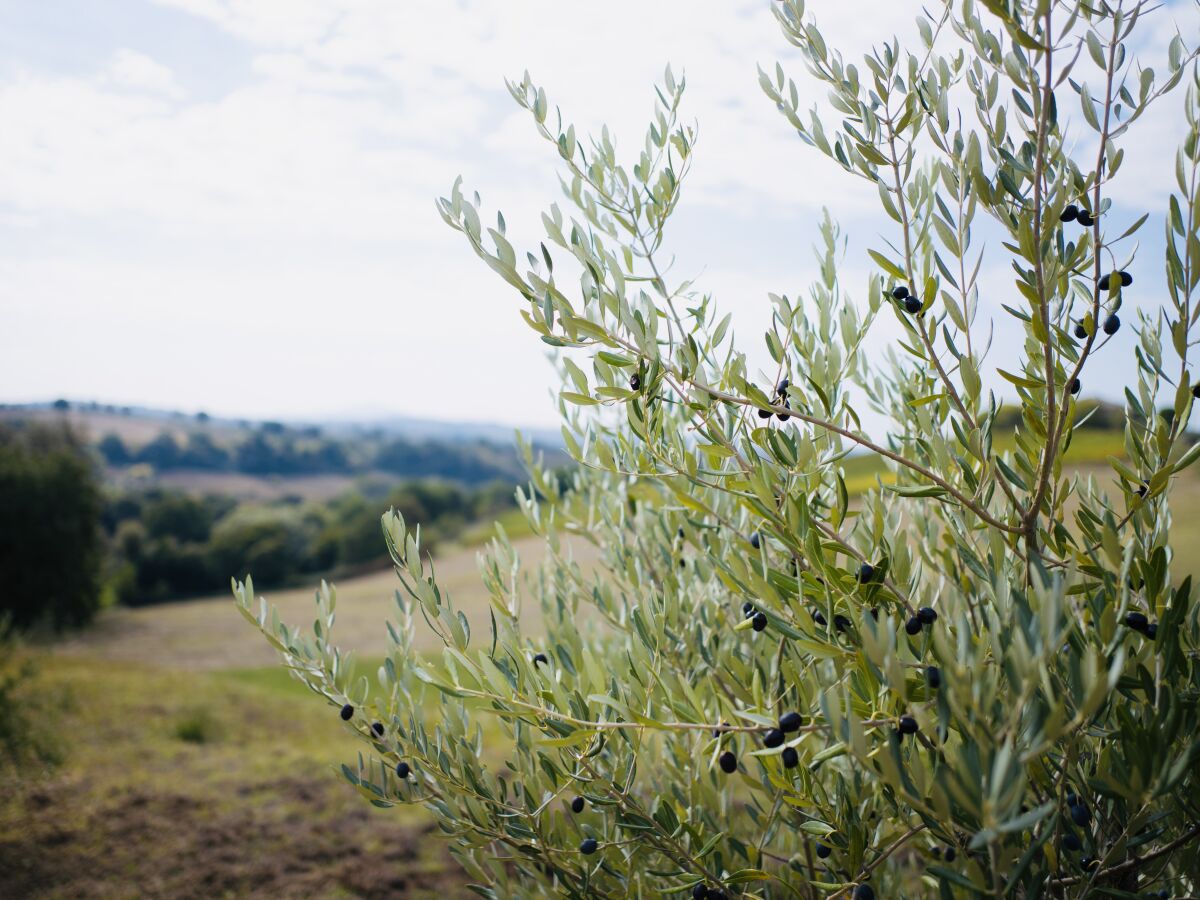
[
  {"left": 239, "top": 1, "right": 1200, "bottom": 896},
  {"left": 0, "top": 422, "right": 103, "bottom": 630}
]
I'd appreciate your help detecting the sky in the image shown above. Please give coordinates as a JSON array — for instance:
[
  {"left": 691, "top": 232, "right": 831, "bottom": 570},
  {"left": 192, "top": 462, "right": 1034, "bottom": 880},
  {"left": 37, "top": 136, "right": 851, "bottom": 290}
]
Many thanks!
[{"left": 0, "top": 1, "right": 1197, "bottom": 431}]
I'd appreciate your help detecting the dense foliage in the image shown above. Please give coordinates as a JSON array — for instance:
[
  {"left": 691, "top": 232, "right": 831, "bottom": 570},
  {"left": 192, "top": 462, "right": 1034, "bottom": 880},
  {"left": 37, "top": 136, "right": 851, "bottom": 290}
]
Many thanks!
[
  {"left": 105, "top": 480, "right": 516, "bottom": 605},
  {"left": 0, "top": 423, "right": 103, "bottom": 630},
  {"left": 241, "top": 1, "right": 1200, "bottom": 896}
]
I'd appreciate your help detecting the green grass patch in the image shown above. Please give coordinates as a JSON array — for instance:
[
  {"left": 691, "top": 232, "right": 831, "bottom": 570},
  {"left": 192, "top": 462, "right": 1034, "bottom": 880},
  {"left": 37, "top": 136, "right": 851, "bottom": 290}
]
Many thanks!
[
  {"left": 171, "top": 705, "right": 223, "bottom": 744},
  {"left": 839, "top": 427, "right": 1127, "bottom": 496},
  {"left": 219, "top": 655, "right": 389, "bottom": 700},
  {"left": 460, "top": 506, "right": 534, "bottom": 545}
]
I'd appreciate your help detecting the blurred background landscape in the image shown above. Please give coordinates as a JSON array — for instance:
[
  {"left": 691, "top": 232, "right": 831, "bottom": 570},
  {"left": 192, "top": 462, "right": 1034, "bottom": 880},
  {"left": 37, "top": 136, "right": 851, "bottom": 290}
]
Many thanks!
[{"left": 0, "top": 400, "right": 582, "bottom": 897}]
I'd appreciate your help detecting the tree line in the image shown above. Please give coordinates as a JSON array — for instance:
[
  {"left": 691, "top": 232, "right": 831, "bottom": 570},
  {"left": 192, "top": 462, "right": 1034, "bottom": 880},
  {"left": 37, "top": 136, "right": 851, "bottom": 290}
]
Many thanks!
[
  {"left": 96, "top": 426, "right": 551, "bottom": 484},
  {"left": 104, "top": 479, "right": 517, "bottom": 606},
  {"left": 0, "top": 420, "right": 530, "bottom": 629}
]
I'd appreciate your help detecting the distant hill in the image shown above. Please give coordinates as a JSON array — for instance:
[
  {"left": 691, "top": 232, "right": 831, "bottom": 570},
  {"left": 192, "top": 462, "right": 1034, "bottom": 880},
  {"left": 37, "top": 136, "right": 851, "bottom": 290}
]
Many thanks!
[
  {"left": 316, "top": 412, "right": 561, "bottom": 447},
  {"left": 0, "top": 400, "right": 568, "bottom": 491},
  {"left": 0, "top": 400, "right": 560, "bottom": 446}
]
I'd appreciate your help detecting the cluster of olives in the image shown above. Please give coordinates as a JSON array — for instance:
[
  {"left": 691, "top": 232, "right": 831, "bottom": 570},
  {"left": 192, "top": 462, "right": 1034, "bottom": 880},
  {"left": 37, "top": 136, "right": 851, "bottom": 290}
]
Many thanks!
[
  {"left": 904, "top": 606, "right": 938, "bottom": 636},
  {"left": 890, "top": 285, "right": 922, "bottom": 314},
  {"left": 757, "top": 379, "right": 792, "bottom": 421},
  {"left": 1059, "top": 203, "right": 1096, "bottom": 227},
  {"left": 716, "top": 711, "right": 805, "bottom": 777},
  {"left": 742, "top": 600, "right": 768, "bottom": 632}
]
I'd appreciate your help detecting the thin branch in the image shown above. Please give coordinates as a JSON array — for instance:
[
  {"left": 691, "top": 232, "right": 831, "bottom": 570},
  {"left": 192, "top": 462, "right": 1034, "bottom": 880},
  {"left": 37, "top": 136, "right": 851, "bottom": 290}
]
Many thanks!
[{"left": 1049, "top": 822, "right": 1200, "bottom": 888}]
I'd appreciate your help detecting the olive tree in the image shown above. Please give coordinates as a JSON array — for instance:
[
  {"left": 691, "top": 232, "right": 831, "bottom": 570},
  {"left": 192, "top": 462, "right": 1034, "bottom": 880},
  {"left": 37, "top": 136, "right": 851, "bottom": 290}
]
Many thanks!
[{"left": 237, "top": 1, "right": 1200, "bottom": 895}]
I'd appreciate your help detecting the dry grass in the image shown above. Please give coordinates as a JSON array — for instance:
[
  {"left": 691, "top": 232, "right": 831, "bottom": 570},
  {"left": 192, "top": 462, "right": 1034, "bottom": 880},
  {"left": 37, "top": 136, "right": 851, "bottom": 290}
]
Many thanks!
[
  {"left": 53, "top": 532, "right": 601, "bottom": 671},
  {"left": 154, "top": 469, "right": 364, "bottom": 502}
]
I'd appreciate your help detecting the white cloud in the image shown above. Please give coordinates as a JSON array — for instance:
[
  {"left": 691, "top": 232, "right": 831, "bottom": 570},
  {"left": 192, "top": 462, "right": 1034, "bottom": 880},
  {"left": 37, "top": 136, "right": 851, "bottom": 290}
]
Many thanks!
[{"left": 105, "top": 49, "right": 184, "bottom": 98}]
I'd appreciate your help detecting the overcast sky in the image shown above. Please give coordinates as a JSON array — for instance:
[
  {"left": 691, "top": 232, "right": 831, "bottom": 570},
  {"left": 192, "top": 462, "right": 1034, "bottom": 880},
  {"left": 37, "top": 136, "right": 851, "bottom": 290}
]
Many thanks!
[{"left": 1, "top": 1, "right": 1197, "bottom": 431}]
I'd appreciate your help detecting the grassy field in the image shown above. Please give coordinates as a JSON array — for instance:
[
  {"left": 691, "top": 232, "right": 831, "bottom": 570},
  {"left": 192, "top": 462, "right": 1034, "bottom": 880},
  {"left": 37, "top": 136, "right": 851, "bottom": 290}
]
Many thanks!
[
  {"left": 52, "top": 530, "right": 592, "bottom": 670},
  {"left": 0, "top": 656, "right": 461, "bottom": 899},
  {"left": 2, "top": 531, "right": 600, "bottom": 898}
]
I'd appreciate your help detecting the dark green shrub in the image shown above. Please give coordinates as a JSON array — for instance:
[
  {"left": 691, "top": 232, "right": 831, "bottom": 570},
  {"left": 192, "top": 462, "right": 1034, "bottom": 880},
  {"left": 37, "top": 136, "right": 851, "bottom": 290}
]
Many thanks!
[
  {"left": 210, "top": 506, "right": 316, "bottom": 587},
  {"left": 0, "top": 423, "right": 103, "bottom": 630}
]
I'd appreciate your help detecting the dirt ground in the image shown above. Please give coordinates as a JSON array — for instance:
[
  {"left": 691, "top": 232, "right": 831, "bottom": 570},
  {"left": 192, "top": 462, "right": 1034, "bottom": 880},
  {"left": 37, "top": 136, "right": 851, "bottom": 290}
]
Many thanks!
[
  {"left": 0, "top": 779, "right": 461, "bottom": 899},
  {"left": 0, "top": 655, "right": 471, "bottom": 899}
]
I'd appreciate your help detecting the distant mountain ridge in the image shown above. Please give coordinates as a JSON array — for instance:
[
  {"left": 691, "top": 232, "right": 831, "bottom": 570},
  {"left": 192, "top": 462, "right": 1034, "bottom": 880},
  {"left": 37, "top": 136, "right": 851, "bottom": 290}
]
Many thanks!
[{"left": 0, "top": 400, "right": 561, "bottom": 447}]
